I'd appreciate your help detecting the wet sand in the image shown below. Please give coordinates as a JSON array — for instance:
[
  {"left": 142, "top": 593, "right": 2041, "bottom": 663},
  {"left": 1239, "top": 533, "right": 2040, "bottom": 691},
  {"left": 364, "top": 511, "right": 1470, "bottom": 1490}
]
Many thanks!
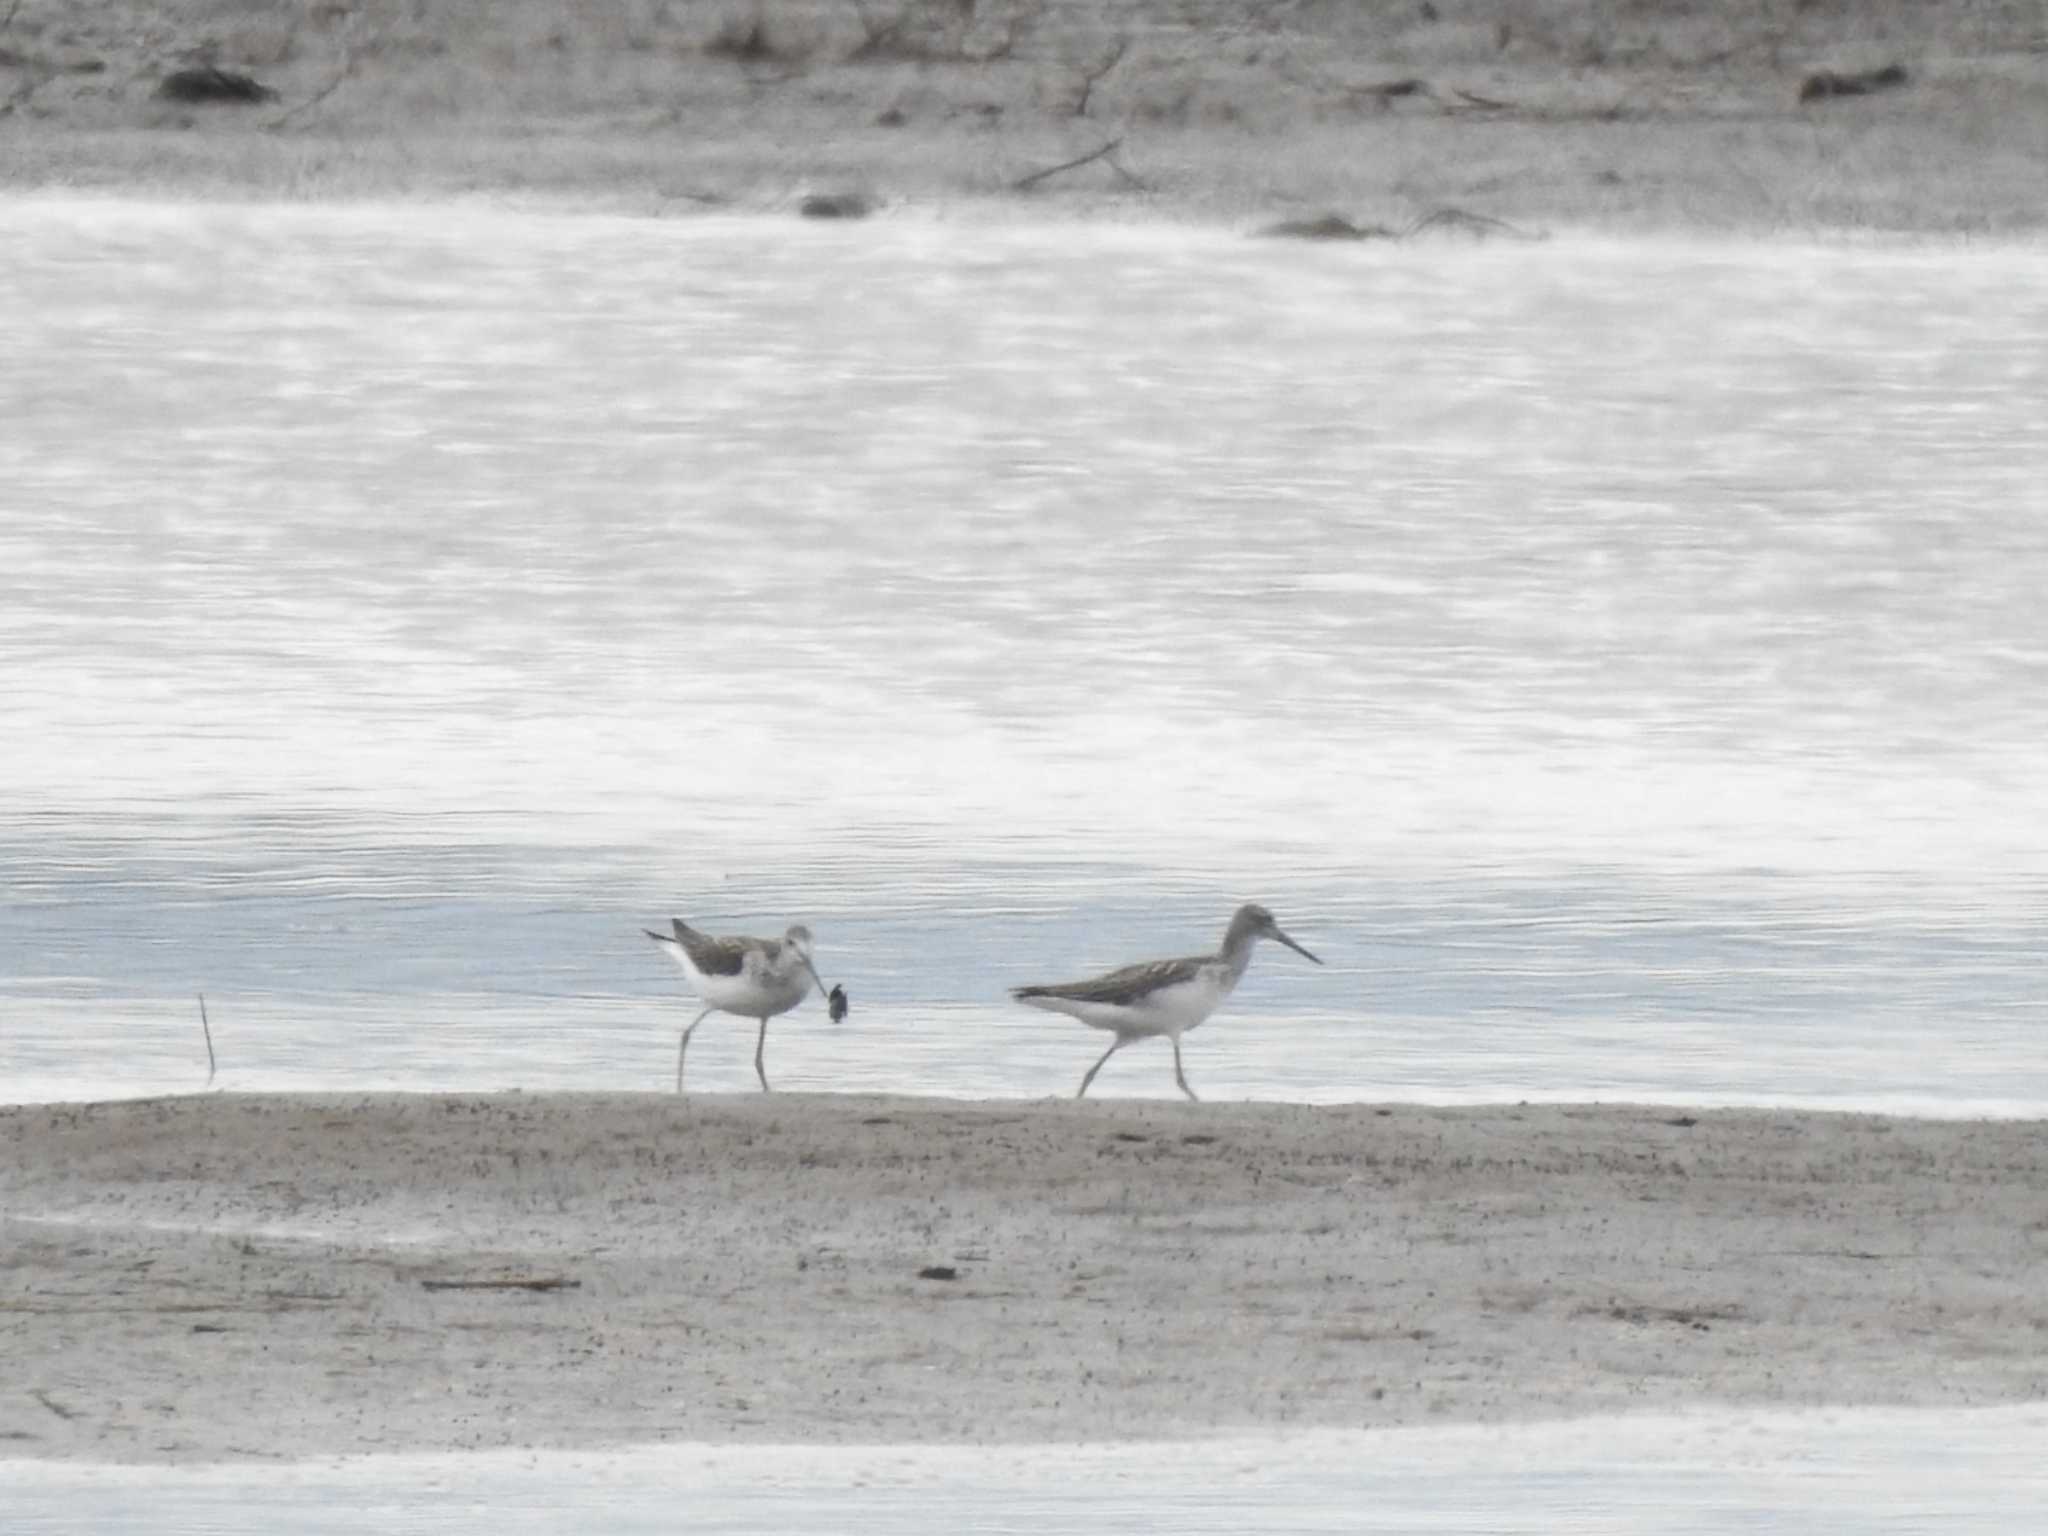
[
  {"left": 8, "top": 0, "right": 2046, "bottom": 234},
  {"left": 3, "top": 1093, "right": 2044, "bottom": 1463}
]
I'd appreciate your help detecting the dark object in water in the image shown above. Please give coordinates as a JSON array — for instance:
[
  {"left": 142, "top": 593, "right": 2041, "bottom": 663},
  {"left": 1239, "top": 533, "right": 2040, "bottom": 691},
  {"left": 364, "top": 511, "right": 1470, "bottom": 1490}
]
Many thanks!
[
  {"left": 1798, "top": 63, "right": 1909, "bottom": 103},
  {"left": 156, "top": 65, "right": 276, "bottom": 104},
  {"left": 1258, "top": 213, "right": 1397, "bottom": 241},
  {"left": 917, "top": 1265, "right": 958, "bottom": 1281},
  {"left": 800, "top": 192, "right": 875, "bottom": 220},
  {"left": 827, "top": 984, "right": 849, "bottom": 1023}
]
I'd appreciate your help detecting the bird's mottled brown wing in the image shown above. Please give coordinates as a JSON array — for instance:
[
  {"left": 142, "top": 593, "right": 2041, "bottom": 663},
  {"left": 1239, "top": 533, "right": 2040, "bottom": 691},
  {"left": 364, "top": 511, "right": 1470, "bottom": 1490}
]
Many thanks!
[
  {"left": 1012, "top": 954, "right": 1205, "bottom": 1007},
  {"left": 669, "top": 919, "right": 754, "bottom": 977}
]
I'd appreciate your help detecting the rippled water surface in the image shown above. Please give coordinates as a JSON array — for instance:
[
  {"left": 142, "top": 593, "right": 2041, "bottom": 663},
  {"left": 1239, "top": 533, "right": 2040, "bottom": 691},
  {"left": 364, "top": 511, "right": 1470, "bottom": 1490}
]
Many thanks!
[{"left": 4, "top": 199, "right": 2045, "bottom": 1108}]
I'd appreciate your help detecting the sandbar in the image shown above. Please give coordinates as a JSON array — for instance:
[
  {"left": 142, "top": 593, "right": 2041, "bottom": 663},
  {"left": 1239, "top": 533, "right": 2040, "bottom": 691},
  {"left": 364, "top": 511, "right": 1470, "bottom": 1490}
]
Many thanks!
[{"left": 3, "top": 1093, "right": 2044, "bottom": 1463}]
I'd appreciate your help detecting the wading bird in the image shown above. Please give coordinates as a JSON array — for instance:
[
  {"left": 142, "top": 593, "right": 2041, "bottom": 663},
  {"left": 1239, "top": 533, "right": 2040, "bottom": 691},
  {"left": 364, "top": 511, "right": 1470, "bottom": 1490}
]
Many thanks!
[
  {"left": 644, "top": 918, "right": 841, "bottom": 1093},
  {"left": 1011, "top": 903, "right": 1322, "bottom": 1102}
]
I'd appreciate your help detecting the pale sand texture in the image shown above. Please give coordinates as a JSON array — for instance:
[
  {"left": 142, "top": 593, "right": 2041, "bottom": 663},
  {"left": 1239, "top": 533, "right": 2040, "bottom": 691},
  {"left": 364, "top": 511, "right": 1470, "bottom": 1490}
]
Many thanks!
[{"left": 3, "top": 1093, "right": 2045, "bottom": 1463}]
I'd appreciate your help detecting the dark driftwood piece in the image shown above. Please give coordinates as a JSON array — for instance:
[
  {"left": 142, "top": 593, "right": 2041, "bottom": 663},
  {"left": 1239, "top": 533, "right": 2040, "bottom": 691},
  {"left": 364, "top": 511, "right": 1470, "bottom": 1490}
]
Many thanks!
[
  {"left": 1259, "top": 214, "right": 1400, "bottom": 241},
  {"left": 1799, "top": 63, "right": 1909, "bottom": 102},
  {"left": 156, "top": 65, "right": 275, "bottom": 104},
  {"left": 800, "top": 191, "right": 875, "bottom": 219},
  {"left": 421, "top": 1277, "right": 581, "bottom": 1293},
  {"left": 1260, "top": 206, "right": 1543, "bottom": 243}
]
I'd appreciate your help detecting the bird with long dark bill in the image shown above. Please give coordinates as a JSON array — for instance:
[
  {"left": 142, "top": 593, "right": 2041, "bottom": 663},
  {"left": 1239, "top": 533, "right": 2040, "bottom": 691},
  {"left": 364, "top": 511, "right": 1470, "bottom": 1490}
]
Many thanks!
[
  {"left": 1011, "top": 903, "right": 1321, "bottom": 1102},
  {"left": 645, "top": 918, "right": 846, "bottom": 1093}
]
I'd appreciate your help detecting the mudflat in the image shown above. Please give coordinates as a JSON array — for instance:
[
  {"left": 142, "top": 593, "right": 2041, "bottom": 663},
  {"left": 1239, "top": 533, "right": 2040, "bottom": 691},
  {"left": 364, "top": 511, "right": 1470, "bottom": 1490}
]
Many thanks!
[
  {"left": 2, "top": 1092, "right": 2043, "bottom": 1463},
  {"left": 3, "top": 0, "right": 2045, "bottom": 231}
]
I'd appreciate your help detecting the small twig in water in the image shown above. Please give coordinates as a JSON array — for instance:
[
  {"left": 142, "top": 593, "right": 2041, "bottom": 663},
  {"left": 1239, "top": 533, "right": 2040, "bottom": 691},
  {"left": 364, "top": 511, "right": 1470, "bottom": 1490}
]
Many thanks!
[
  {"left": 31, "top": 1388, "right": 78, "bottom": 1422},
  {"left": 199, "top": 993, "right": 217, "bottom": 1085}
]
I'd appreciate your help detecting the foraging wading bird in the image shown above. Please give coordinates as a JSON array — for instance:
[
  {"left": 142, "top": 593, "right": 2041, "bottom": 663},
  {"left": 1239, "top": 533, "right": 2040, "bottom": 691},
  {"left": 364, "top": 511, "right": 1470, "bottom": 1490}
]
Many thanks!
[
  {"left": 1011, "top": 903, "right": 1322, "bottom": 1102},
  {"left": 643, "top": 918, "right": 843, "bottom": 1093}
]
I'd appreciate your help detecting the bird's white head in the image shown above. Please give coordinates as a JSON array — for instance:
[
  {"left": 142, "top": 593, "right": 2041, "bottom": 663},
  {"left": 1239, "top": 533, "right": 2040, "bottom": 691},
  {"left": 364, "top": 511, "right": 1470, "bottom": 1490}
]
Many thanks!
[{"left": 782, "top": 925, "right": 829, "bottom": 996}]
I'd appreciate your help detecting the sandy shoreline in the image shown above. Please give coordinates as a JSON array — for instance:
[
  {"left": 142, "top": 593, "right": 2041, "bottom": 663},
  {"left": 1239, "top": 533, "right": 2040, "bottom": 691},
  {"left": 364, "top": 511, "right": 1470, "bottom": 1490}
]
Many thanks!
[
  {"left": 6, "top": 0, "right": 2045, "bottom": 234},
  {"left": 3, "top": 1093, "right": 2044, "bottom": 1464}
]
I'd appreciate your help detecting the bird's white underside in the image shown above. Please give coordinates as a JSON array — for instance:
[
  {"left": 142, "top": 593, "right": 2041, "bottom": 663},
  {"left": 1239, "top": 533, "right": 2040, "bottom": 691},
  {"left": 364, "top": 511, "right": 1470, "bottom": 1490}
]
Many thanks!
[
  {"left": 653, "top": 937, "right": 814, "bottom": 1019},
  {"left": 1017, "top": 970, "right": 1234, "bottom": 1039}
]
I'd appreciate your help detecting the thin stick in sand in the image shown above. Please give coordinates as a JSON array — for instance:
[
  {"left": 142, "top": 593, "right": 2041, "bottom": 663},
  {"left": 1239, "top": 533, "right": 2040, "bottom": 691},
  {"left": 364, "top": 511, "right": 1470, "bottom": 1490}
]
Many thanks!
[
  {"left": 420, "top": 1277, "right": 582, "bottom": 1293},
  {"left": 198, "top": 993, "right": 217, "bottom": 1086}
]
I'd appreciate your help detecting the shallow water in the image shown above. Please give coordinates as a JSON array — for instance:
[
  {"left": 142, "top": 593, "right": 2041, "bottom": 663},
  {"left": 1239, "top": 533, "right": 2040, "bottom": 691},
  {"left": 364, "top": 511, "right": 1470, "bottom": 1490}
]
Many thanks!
[
  {"left": 4, "top": 200, "right": 2045, "bottom": 1108},
  {"left": 6, "top": 1408, "right": 2047, "bottom": 1532}
]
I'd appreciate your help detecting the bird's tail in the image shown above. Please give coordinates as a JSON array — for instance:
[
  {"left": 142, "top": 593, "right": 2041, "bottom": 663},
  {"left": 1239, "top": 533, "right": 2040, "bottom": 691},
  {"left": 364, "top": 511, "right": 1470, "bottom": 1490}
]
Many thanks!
[{"left": 647, "top": 917, "right": 703, "bottom": 946}]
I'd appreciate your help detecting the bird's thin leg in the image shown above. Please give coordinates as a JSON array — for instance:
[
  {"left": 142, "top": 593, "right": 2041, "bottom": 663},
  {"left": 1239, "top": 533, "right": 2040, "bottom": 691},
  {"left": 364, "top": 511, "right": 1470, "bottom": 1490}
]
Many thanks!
[
  {"left": 754, "top": 1016, "right": 772, "bottom": 1093},
  {"left": 1077, "top": 1038, "right": 1124, "bottom": 1099},
  {"left": 1170, "top": 1036, "right": 1200, "bottom": 1103},
  {"left": 677, "top": 1007, "right": 714, "bottom": 1095}
]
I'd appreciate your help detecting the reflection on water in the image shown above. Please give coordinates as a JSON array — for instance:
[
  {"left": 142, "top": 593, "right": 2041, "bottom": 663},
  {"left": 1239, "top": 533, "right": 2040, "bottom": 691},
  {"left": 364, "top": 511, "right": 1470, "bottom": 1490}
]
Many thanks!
[
  {"left": 2, "top": 200, "right": 2045, "bottom": 1108},
  {"left": 5, "top": 1408, "right": 2047, "bottom": 1533}
]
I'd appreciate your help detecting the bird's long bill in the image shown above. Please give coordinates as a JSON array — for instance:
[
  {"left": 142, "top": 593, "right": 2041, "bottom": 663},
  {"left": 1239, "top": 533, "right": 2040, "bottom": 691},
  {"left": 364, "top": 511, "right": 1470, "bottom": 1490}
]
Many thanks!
[
  {"left": 1274, "top": 927, "right": 1323, "bottom": 965},
  {"left": 802, "top": 955, "right": 831, "bottom": 1001}
]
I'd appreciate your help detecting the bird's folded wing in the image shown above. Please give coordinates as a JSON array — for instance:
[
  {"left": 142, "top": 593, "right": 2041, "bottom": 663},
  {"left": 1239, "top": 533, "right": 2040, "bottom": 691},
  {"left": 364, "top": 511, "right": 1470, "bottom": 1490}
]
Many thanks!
[
  {"left": 661, "top": 919, "right": 754, "bottom": 977},
  {"left": 1013, "top": 954, "right": 1204, "bottom": 1006}
]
